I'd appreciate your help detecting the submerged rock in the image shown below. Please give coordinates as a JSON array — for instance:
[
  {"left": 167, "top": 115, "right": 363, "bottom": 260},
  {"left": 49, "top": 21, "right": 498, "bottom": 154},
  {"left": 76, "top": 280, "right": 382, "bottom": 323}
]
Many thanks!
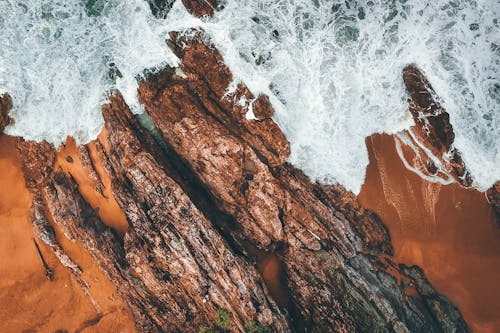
[{"left": 146, "top": 0, "right": 176, "bottom": 18}]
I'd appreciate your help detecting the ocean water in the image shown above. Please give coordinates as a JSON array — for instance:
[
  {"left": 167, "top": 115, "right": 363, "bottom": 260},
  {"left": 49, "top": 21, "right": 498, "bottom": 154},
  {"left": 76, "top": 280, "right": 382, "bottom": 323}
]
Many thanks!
[
  {"left": 0, "top": 0, "right": 498, "bottom": 194},
  {"left": 0, "top": 0, "right": 179, "bottom": 144}
]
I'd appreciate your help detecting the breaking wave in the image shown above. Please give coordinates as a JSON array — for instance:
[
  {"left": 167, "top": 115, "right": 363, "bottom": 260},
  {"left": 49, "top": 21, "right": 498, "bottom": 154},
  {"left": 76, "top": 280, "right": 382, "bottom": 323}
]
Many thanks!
[
  {"left": 0, "top": 0, "right": 498, "bottom": 193},
  {"left": 0, "top": 0, "right": 178, "bottom": 144}
]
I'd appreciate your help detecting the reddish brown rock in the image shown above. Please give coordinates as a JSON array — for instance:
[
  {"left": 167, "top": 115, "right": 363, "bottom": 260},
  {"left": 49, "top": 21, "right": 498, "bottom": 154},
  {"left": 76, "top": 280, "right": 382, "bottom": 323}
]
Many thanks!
[
  {"left": 291, "top": 168, "right": 394, "bottom": 255},
  {"left": 182, "top": 0, "right": 218, "bottom": 17},
  {"left": 0, "top": 94, "right": 12, "bottom": 134},
  {"left": 0, "top": 134, "right": 136, "bottom": 333},
  {"left": 167, "top": 31, "right": 290, "bottom": 167},
  {"left": 18, "top": 94, "right": 290, "bottom": 332},
  {"left": 397, "top": 65, "right": 472, "bottom": 187},
  {"left": 137, "top": 30, "right": 470, "bottom": 332},
  {"left": 78, "top": 144, "right": 105, "bottom": 195},
  {"left": 30, "top": 191, "right": 81, "bottom": 275},
  {"left": 487, "top": 181, "right": 500, "bottom": 225},
  {"left": 102, "top": 94, "right": 289, "bottom": 332},
  {"left": 9, "top": 22, "right": 473, "bottom": 333},
  {"left": 18, "top": 140, "right": 56, "bottom": 189}
]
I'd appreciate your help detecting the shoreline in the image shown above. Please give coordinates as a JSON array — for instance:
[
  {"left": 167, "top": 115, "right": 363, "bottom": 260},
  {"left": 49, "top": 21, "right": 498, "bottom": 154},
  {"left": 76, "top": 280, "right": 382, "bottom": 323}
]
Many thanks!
[
  {"left": 1, "top": 130, "right": 498, "bottom": 331},
  {"left": 359, "top": 133, "right": 500, "bottom": 333},
  {"left": 0, "top": 133, "right": 134, "bottom": 333}
]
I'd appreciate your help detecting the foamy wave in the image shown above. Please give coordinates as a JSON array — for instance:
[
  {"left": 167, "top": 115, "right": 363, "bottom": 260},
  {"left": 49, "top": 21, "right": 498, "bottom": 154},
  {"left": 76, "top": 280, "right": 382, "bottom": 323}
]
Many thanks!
[
  {"left": 0, "top": 0, "right": 498, "bottom": 194},
  {"left": 195, "top": 0, "right": 499, "bottom": 193},
  {"left": 0, "top": 0, "right": 179, "bottom": 144}
]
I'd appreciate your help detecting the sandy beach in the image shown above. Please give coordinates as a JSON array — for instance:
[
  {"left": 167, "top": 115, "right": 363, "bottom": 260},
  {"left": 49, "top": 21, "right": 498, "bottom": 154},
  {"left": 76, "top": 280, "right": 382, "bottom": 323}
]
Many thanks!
[
  {"left": 1, "top": 131, "right": 499, "bottom": 332},
  {"left": 0, "top": 134, "right": 134, "bottom": 332}
]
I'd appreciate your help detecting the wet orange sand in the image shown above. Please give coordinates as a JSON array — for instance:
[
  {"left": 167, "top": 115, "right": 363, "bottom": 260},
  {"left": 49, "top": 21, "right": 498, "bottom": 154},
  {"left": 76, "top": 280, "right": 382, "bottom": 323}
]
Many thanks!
[
  {"left": 4, "top": 127, "right": 497, "bottom": 332},
  {"left": 0, "top": 134, "right": 134, "bottom": 332},
  {"left": 359, "top": 134, "right": 500, "bottom": 333},
  {"left": 57, "top": 132, "right": 128, "bottom": 236}
]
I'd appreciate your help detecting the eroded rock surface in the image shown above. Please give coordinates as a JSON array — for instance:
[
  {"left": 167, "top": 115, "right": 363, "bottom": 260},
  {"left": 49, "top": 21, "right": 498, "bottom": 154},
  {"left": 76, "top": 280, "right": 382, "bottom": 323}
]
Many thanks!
[
  {"left": 18, "top": 95, "right": 289, "bottom": 332},
  {"left": 487, "top": 182, "right": 500, "bottom": 225},
  {"left": 396, "top": 66, "right": 472, "bottom": 187},
  {"left": 0, "top": 94, "right": 11, "bottom": 134},
  {"left": 102, "top": 95, "right": 289, "bottom": 332},
  {"left": 10, "top": 4, "right": 473, "bottom": 330},
  {"left": 136, "top": 30, "right": 470, "bottom": 332}
]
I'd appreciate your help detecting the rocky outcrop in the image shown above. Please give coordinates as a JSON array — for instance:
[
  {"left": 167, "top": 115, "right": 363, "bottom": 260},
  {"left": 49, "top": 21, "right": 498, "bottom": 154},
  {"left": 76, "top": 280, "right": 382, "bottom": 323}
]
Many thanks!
[
  {"left": 12, "top": 3, "right": 472, "bottom": 330},
  {"left": 181, "top": 0, "right": 218, "bottom": 17},
  {"left": 397, "top": 66, "right": 500, "bottom": 221},
  {"left": 487, "top": 182, "right": 500, "bottom": 225},
  {"left": 0, "top": 94, "right": 11, "bottom": 134},
  {"left": 18, "top": 95, "right": 289, "bottom": 332},
  {"left": 136, "top": 30, "right": 470, "bottom": 332},
  {"left": 102, "top": 95, "right": 289, "bottom": 332},
  {"left": 396, "top": 66, "right": 472, "bottom": 187},
  {"left": 78, "top": 144, "right": 105, "bottom": 194}
]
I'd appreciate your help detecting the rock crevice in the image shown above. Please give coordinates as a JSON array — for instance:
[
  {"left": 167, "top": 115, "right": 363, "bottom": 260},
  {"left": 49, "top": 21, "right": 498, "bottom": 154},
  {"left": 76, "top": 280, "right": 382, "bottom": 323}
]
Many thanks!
[{"left": 8, "top": 10, "right": 471, "bottom": 333}]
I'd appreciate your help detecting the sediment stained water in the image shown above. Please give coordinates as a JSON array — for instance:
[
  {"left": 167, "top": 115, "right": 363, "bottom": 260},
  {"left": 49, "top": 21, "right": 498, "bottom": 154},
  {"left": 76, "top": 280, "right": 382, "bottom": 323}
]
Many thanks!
[
  {"left": 56, "top": 132, "right": 129, "bottom": 236},
  {"left": 359, "top": 134, "right": 500, "bottom": 333}
]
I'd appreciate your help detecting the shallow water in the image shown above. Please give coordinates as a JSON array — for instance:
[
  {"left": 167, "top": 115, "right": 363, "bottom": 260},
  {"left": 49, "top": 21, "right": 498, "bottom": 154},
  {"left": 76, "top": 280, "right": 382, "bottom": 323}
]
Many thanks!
[
  {"left": 1, "top": 0, "right": 498, "bottom": 193},
  {"left": 359, "top": 133, "right": 500, "bottom": 332}
]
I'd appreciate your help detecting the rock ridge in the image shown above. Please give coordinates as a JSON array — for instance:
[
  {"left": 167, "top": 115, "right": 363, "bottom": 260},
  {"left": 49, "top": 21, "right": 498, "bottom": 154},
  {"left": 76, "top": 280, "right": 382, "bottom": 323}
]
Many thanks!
[{"left": 5, "top": 2, "right": 473, "bottom": 331}]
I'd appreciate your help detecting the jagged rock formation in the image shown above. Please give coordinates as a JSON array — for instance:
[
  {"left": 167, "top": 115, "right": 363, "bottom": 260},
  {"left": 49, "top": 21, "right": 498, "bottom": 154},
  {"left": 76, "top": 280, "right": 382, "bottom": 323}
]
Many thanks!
[
  {"left": 396, "top": 65, "right": 472, "bottom": 187},
  {"left": 7, "top": 2, "right": 473, "bottom": 332},
  {"left": 487, "top": 182, "right": 500, "bottom": 225},
  {"left": 397, "top": 66, "right": 500, "bottom": 223},
  {"left": 135, "top": 29, "right": 470, "bottom": 332},
  {"left": 103, "top": 95, "right": 289, "bottom": 332},
  {"left": 13, "top": 33, "right": 472, "bottom": 331},
  {"left": 0, "top": 94, "right": 11, "bottom": 134},
  {"left": 17, "top": 95, "right": 289, "bottom": 332}
]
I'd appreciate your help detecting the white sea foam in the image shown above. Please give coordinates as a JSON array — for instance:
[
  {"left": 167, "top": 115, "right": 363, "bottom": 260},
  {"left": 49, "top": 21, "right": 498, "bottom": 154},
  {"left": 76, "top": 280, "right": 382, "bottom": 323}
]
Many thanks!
[
  {"left": 0, "top": 0, "right": 498, "bottom": 194},
  {"left": 0, "top": 0, "right": 178, "bottom": 144},
  {"left": 193, "top": 0, "right": 499, "bottom": 193}
]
